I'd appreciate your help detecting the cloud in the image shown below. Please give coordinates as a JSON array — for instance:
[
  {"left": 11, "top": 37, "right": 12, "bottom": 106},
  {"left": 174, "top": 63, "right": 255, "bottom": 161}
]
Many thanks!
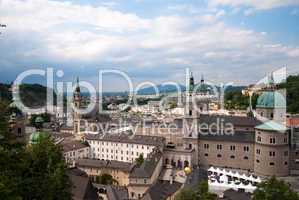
[
  {"left": 0, "top": 0, "right": 299, "bottom": 88},
  {"left": 209, "top": 0, "right": 299, "bottom": 10}
]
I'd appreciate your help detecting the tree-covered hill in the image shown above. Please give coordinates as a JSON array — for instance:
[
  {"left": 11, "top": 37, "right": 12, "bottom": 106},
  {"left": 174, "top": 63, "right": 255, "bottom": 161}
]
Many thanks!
[
  {"left": 279, "top": 75, "right": 299, "bottom": 114},
  {"left": 0, "top": 83, "right": 56, "bottom": 107}
]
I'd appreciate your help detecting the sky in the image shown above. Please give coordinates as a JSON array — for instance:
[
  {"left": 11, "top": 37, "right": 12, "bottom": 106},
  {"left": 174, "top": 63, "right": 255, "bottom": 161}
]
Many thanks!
[{"left": 0, "top": 0, "right": 299, "bottom": 91}]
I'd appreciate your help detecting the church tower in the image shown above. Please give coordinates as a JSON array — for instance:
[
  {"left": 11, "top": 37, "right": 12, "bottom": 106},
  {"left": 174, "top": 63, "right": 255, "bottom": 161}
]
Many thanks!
[{"left": 73, "top": 77, "right": 82, "bottom": 134}]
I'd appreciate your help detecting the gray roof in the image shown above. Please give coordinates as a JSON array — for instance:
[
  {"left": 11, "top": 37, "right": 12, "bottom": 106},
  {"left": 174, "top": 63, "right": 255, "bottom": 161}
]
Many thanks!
[
  {"left": 221, "top": 189, "right": 251, "bottom": 200},
  {"left": 85, "top": 134, "right": 165, "bottom": 147},
  {"left": 142, "top": 180, "right": 182, "bottom": 200},
  {"left": 106, "top": 185, "right": 129, "bottom": 200},
  {"left": 199, "top": 114, "right": 261, "bottom": 127},
  {"left": 77, "top": 158, "right": 134, "bottom": 172},
  {"left": 199, "top": 131, "right": 255, "bottom": 143},
  {"left": 67, "top": 168, "right": 98, "bottom": 200},
  {"left": 130, "top": 149, "right": 163, "bottom": 178},
  {"left": 61, "top": 140, "right": 89, "bottom": 153}
]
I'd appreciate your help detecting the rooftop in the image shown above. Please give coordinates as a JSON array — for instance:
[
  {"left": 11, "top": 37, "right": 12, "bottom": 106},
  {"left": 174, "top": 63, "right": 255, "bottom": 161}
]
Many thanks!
[
  {"left": 199, "top": 131, "right": 255, "bottom": 143},
  {"left": 61, "top": 140, "right": 89, "bottom": 153},
  {"left": 130, "top": 149, "right": 163, "bottom": 178},
  {"left": 141, "top": 180, "right": 182, "bottom": 200},
  {"left": 77, "top": 158, "right": 134, "bottom": 173},
  {"left": 85, "top": 133, "right": 165, "bottom": 147},
  {"left": 255, "top": 121, "right": 287, "bottom": 132}
]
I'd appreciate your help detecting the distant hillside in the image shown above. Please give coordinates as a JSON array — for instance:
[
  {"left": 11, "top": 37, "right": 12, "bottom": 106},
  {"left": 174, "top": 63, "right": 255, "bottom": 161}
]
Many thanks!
[
  {"left": 136, "top": 83, "right": 245, "bottom": 95},
  {"left": 137, "top": 84, "right": 186, "bottom": 95},
  {"left": 0, "top": 83, "right": 56, "bottom": 108}
]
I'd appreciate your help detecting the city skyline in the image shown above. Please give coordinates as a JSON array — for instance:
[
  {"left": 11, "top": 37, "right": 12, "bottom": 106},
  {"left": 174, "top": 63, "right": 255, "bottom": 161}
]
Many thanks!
[{"left": 0, "top": 0, "right": 299, "bottom": 91}]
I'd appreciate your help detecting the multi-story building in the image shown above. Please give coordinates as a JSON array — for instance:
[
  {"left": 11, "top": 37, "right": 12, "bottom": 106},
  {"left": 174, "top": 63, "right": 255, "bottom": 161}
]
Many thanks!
[
  {"left": 85, "top": 134, "right": 165, "bottom": 163},
  {"left": 61, "top": 140, "right": 90, "bottom": 167},
  {"left": 76, "top": 159, "right": 134, "bottom": 186},
  {"left": 128, "top": 149, "right": 163, "bottom": 199}
]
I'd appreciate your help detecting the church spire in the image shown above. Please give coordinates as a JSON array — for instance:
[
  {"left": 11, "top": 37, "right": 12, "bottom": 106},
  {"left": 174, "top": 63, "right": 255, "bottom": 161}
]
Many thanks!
[
  {"left": 75, "top": 76, "right": 80, "bottom": 93},
  {"left": 189, "top": 72, "right": 194, "bottom": 92}
]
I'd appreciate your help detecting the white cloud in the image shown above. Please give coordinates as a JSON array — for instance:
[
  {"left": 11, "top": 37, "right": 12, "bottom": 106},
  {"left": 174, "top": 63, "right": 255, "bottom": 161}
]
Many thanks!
[
  {"left": 209, "top": 0, "right": 299, "bottom": 10},
  {"left": 0, "top": 0, "right": 298, "bottom": 86}
]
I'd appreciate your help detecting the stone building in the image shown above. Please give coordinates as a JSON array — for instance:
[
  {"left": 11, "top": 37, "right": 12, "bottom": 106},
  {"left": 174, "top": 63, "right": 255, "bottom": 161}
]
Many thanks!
[
  {"left": 77, "top": 158, "right": 134, "bottom": 186},
  {"left": 85, "top": 134, "right": 165, "bottom": 163},
  {"left": 128, "top": 149, "right": 163, "bottom": 199},
  {"left": 61, "top": 140, "right": 90, "bottom": 167}
]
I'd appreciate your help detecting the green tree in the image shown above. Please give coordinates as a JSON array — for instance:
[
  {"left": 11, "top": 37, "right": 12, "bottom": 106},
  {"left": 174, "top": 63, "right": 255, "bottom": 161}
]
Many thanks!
[
  {"left": 135, "top": 153, "right": 144, "bottom": 167},
  {"left": 20, "top": 136, "right": 72, "bottom": 200},
  {"left": 97, "top": 173, "right": 118, "bottom": 185},
  {"left": 0, "top": 105, "right": 72, "bottom": 200},
  {"left": 253, "top": 176, "right": 299, "bottom": 200},
  {"left": 175, "top": 181, "right": 216, "bottom": 200}
]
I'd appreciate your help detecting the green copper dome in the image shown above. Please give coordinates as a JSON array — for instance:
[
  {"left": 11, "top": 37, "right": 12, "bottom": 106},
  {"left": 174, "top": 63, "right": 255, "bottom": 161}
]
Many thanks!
[
  {"left": 29, "top": 131, "right": 48, "bottom": 145},
  {"left": 256, "top": 91, "right": 286, "bottom": 108}
]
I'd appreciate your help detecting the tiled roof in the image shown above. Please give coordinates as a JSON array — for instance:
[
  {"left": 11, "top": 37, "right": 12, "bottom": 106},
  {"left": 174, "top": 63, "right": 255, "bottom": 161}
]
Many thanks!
[
  {"left": 199, "top": 114, "right": 261, "bottom": 127},
  {"left": 255, "top": 121, "right": 287, "bottom": 132},
  {"left": 61, "top": 140, "right": 89, "bottom": 153},
  {"left": 77, "top": 158, "right": 134, "bottom": 172},
  {"left": 141, "top": 180, "right": 182, "bottom": 200},
  {"left": 85, "top": 133, "right": 165, "bottom": 147},
  {"left": 130, "top": 150, "right": 163, "bottom": 178},
  {"left": 199, "top": 131, "right": 255, "bottom": 143}
]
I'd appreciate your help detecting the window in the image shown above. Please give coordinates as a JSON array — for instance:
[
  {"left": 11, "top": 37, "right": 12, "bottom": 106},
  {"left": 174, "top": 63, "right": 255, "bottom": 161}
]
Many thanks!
[
  {"left": 204, "top": 153, "right": 208, "bottom": 157},
  {"left": 257, "top": 136, "right": 261, "bottom": 142},
  {"left": 144, "top": 179, "right": 147, "bottom": 184},
  {"left": 217, "top": 154, "right": 222, "bottom": 158},
  {"left": 244, "top": 156, "right": 248, "bottom": 160},
  {"left": 285, "top": 162, "right": 288, "bottom": 165},
  {"left": 256, "top": 159, "right": 260, "bottom": 163},
  {"left": 230, "top": 145, "right": 235, "bottom": 151},
  {"left": 269, "top": 162, "right": 275, "bottom": 166},
  {"left": 204, "top": 144, "right": 209, "bottom": 149},
  {"left": 217, "top": 144, "right": 222, "bottom": 150},
  {"left": 230, "top": 155, "right": 235, "bottom": 159},
  {"left": 256, "top": 149, "right": 261, "bottom": 154},
  {"left": 284, "top": 138, "right": 287, "bottom": 143},
  {"left": 270, "top": 138, "right": 276, "bottom": 144},
  {"left": 243, "top": 146, "right": 249, "bottom": 152},
  {"left": 284, "top": 151, "right": 288, "bottom": 156},
  {"left": 269, "top": 151, "right": 275, "bottom": 157}
]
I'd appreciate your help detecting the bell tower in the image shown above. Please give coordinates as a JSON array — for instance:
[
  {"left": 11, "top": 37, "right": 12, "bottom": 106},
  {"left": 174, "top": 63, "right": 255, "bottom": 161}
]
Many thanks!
[{"left": 73, "top": 77, "right": 81, "bottom": 134}]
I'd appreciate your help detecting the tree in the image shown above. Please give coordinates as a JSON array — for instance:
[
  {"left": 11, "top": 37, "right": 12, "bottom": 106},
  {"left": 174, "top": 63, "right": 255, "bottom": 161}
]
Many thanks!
[
  {"left": 96, "top": 173, "right": 118, "bottom": 185},
  {"left": 175, "top": 181, "right": 217, "bottom": 200},
  {"left": 0, "top": 106, "right": 72, "bottom": 200},
  {"left": 20, "top": 136, "right": 72, "bottom": 200},
  {"left": 253, "top": 176, "right": 299, "bottom": 200},
  {"left": 135, "top": 153, "right": 144, "bottom": 167}
]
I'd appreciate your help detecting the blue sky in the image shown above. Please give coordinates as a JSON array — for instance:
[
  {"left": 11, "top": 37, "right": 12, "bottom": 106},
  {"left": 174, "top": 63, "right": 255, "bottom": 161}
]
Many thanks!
[{"left": 0, "top": 0, "right": 299, "bottom": 91}]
